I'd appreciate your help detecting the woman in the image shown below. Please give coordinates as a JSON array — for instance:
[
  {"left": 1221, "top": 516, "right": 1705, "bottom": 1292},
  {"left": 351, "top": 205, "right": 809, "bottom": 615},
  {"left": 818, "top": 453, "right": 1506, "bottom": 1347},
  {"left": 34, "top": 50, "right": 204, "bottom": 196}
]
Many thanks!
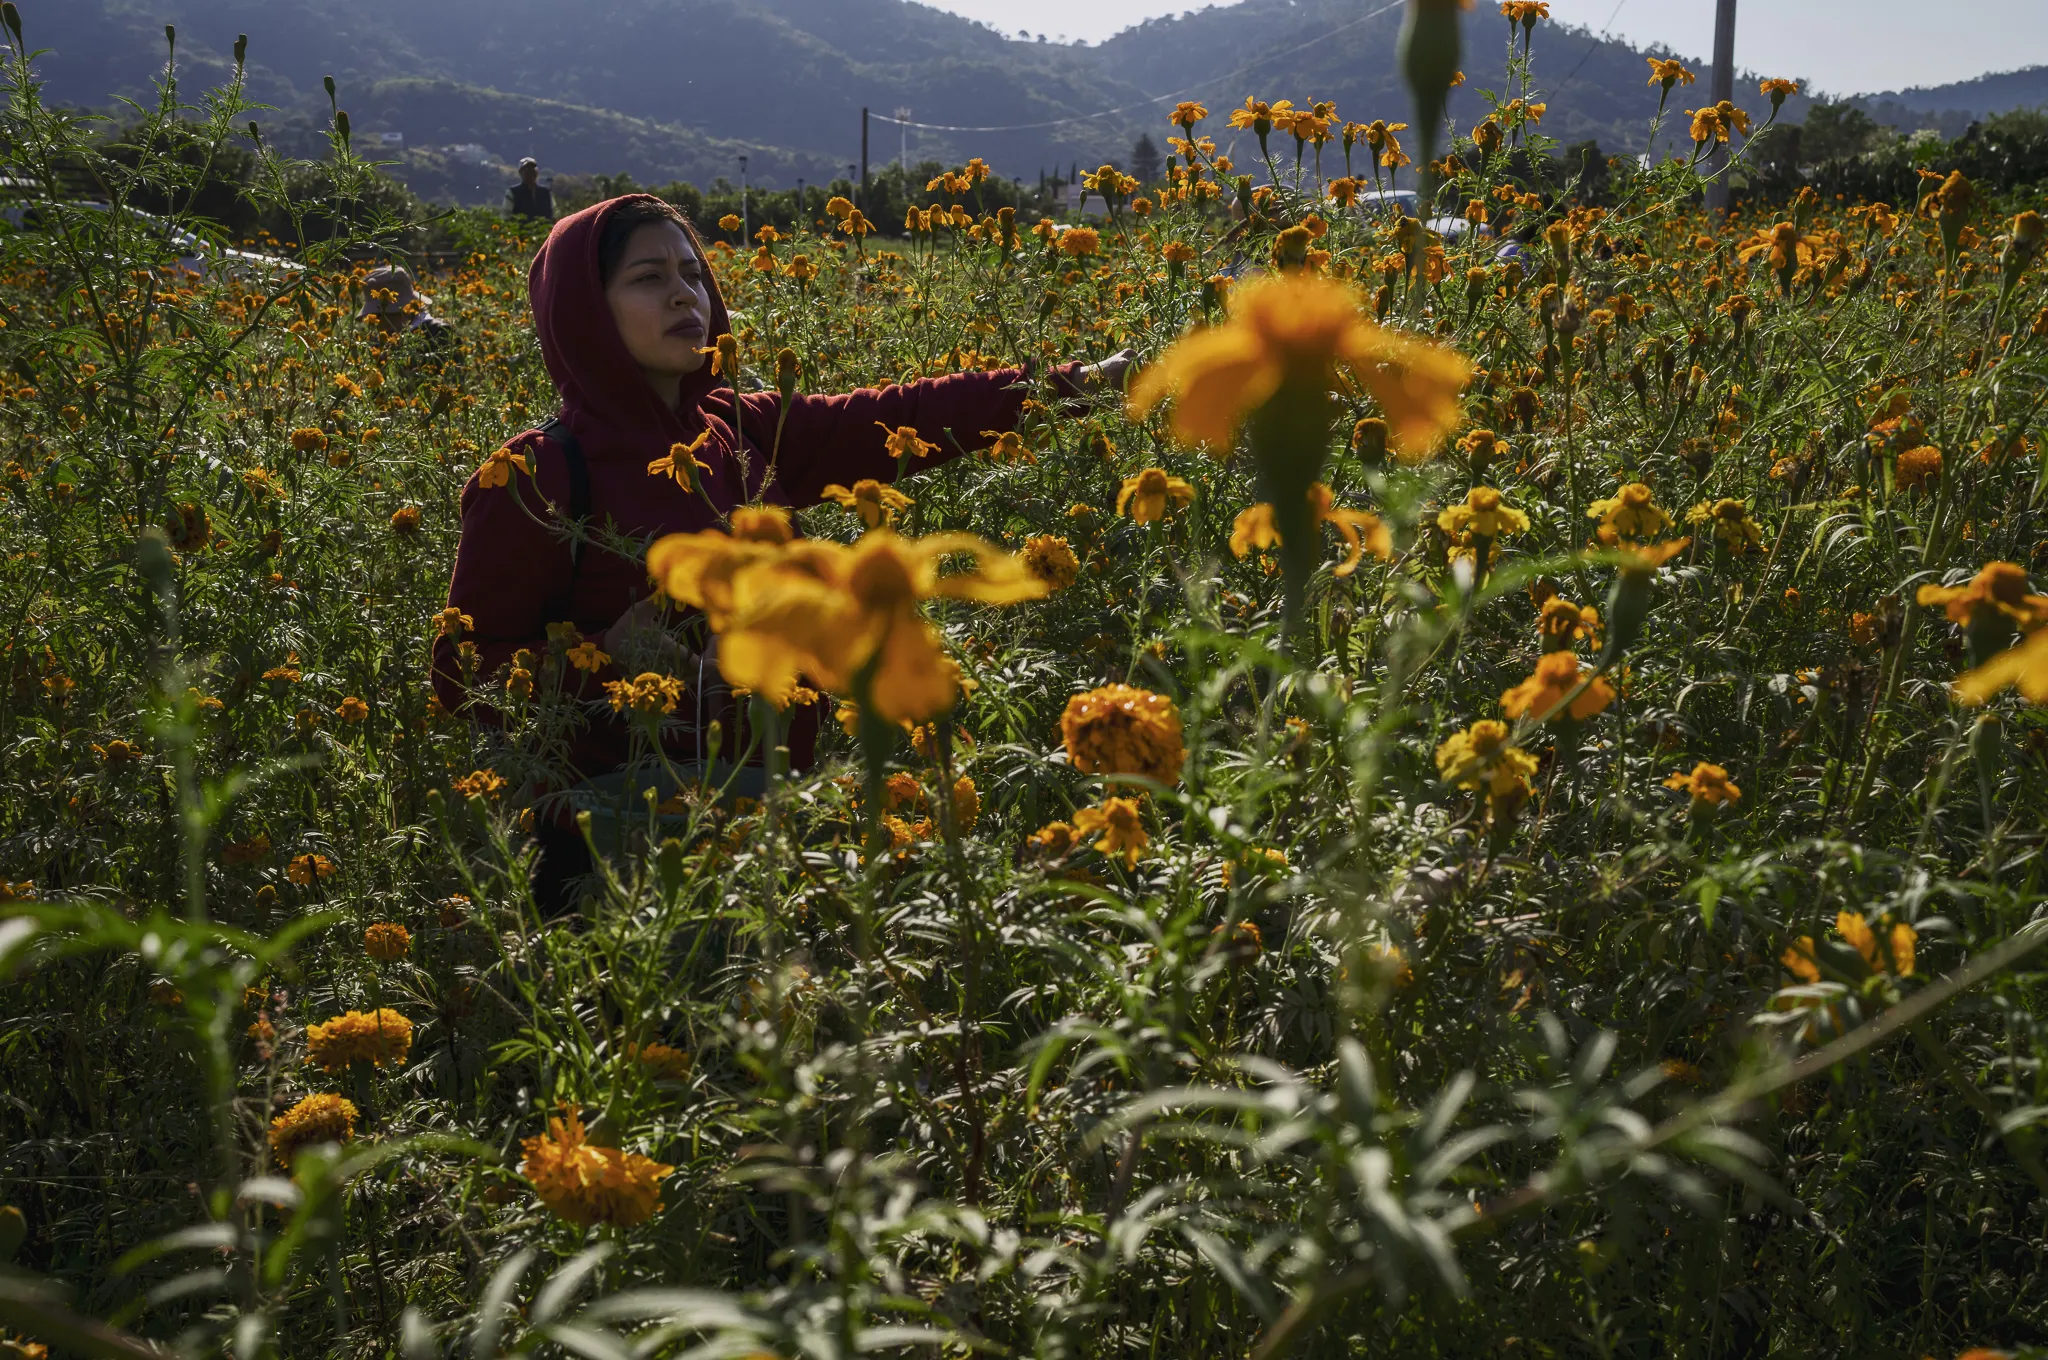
[{"left": 430, "top": 195, "right": 1125, "bottom": 878}]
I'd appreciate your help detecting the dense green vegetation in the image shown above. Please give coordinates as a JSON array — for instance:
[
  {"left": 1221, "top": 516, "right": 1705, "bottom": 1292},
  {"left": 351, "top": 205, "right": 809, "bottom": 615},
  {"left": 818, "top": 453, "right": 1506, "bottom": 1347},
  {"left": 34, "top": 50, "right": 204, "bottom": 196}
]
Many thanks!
[{"left": 4, "top": 8, "right": 2048, "bottom": 1360}]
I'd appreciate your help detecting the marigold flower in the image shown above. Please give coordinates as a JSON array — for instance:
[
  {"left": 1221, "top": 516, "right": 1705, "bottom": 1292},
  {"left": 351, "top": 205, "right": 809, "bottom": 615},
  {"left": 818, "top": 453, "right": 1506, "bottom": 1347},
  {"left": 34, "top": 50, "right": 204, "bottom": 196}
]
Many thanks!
[
  {"left": 877, "top": 424, "right": 940, "bottom": 461},
  {"left": 1171, "top": 100, "right": 1208, "bottom": 128},
  {"left": 286, "top": 853, "right": 335, "bottom": 886},
  {"left": 1025, "top": 821, "right": 1076, "bottom": 860},
  {"left": 1894, "top": 444, "right": 1942, "bottom": 492},
  {"left": 1502, "top": 651, "right": 1615, "bottom": 721},
  {"left": 1647, "top": 58, "right": 1696, "bottom": 90},
  {"left": 1687, "top": 498, "right": 1764, "bottom": 553},
  {"left": 1758, "top": 77, "right": 1799, "bottom": 107},
  {"left": 1917, "top": 562, "right": 2048, "bottom": 631},
  {"left": 290, "top": 427, "right": 328, "bottom": 453},
  {"left": 1073, "top": 796, "right": 1149, "bottom": 867},
  {"left": 647, "top": 432, "right": 713, "bottom": 491},
  {"left": 1665, "top": 762, "right": 1741, "bottom": 807},
  {"left": 606, "top": 672, "right": 686, "bottom": 719},
  {"left": 567, "top": 639, "right": 611, "bottom": 673},
  {"left": 630, "top": 1042, "right": 692, "bottom": 1081},
  {"left": 363, "top": 922, "right": 411, "bottom": 961},
  {"left": 649, "top": 529, "right": 1044, "bottom": 725},
  {"left": 731, "top": 504, "right": 794, "bottom": 544},
  {"left": 1436, "top": 485, "right": 1530, "bottom": 540},
  {"left": 1435, "top": 719, "right": 1539, "bottom": 800},
  {"left": 1058, "top": 227, "right": 1101, "bottom": 258},
  {"left": 1061, "top": 684, "right": 1185, "bottom": 787},
  {"left": 477, "top": 445, "right": 529, "bottom": 490},
  {"left": 1954, "top": 628, "right": 2048, "bottom": 706},
  {"left": 1537, "top": 597, "right": 1600, "bottom": 648},
  {"left": 1022, "top": 534, "right": 1080, "bottom": 590},
  {"left": 1586, "top": 482, "right": 1673, "bottom": 544},
  {"left": 950, "top": 774, "right": 980, "bottom": 833},
  {"left": 452, "top": 768, "right": 509, "bottom": 799},
  {"left": 520, "top": 1108, "right": 674, "bottom": 1228},
  {"left": 304, "top": 1008, "right": 413, "bottom": 1071},
  {"left": 389, "top": 505, "right": 421, "bottom": 535},
  {"left": 1128, "top": 273, "right": 1470, "bottom": 458},
  {"left": 268, "top": 1093, "right": 358, "bottom": 1169},
  {"left": 433, "top": 606, "right": 473, "bottom": 639},
  {"left": 1118, "top": 467, "right": 1196, "bottom": 524},
  {"left": 821, "top": 478, "right": 913, "bottom": 530},
  {"left": 335, "top": 696, "right": 369, "bottom": 723},
  {"left": 979, "top": 429, "right": 1035, "bottom": 465},
  {"left": 1229, "top": 483, "right": 1391, "bottom": 576}
]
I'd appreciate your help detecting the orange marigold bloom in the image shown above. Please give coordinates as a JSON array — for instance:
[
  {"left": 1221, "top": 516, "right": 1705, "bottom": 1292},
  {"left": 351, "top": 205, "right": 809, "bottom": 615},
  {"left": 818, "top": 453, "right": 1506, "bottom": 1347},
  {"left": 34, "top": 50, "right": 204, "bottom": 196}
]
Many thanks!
[
  {"left": 1118, "top": 467, "right": 1195, "bottom": 523},
  {"left": 1073, "top": 796, "right": 1149, "bottom": 867},
  {"left": 1954, "top": 628, "right": 2048, "bottom": 705},
  {"left": 1647, "top": 58, "right": 1696, "bottom": 90},
  {"left": 1664, "top": 762, "right": 1741, "bottom": 806},
  {"left": 1895, "top": 444, "right": 1942, "bottom": 492},
  {"left": 520, "top": 1108, "right": 675, "bottom": 1228},
  {"left": 1129, "top": 273, "right": 1470, "bottom": 458},
  {"left": 1022, "top": 534, "right": 1080, "bottom": 590},
  {"left": 363, "top": 922, "right": 412, "bottom": 961},
  {"left": 286, "top": 852, "right": 335, "bottom": 886},
  {"left": 821, "top": 478, "right": 913, "bottom": 530},
  {"left": 1062, "top": 685, "right": 1185, "bottom": 787},
  {"left": 268, "top": 1093, "right": 358, "bottom": 1169},
  {"left": 304, "top": 1008, "right": 413, "bottom": 1071},
  {"left": 477, "top": 444, "right": 529, "bottom": 490},
  {"left": 1917, "top": 562, "right": 2048, "bottom": 631},
  {"left": 1501, "top": 651, "right": 1615, "bottom": 721},
  {"left": 630, "top": 1041, "right": 692, "bottom": 1081},
  {"left": 1229, "top": 483, "right": 1391, "bottom": 576}
]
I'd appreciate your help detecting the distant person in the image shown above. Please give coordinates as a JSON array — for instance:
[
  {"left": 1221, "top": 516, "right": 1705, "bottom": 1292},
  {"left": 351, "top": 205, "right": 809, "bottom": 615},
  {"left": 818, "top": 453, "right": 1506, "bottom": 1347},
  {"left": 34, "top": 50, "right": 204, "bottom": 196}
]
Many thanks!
[
  {"left": 509, "top": 158, "right": 555, "bottom": 220},
  {"left": 358, "top": 266, "right": 450, "bottom": 340}
]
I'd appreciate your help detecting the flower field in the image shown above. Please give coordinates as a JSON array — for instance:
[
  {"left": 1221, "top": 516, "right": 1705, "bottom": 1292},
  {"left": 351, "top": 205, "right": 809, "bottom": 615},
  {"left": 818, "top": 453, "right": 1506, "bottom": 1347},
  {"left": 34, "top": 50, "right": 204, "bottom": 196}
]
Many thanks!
[{"left": 4, "top": 6, "right": 2048, "bottom": 1357}]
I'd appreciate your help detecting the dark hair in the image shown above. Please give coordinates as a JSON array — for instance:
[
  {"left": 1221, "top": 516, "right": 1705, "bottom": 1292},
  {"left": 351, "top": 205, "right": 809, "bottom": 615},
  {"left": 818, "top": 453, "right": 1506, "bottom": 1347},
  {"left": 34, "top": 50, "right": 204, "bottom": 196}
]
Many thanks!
[{"left": 597, "top": 198, "right": 696, "bottom": 285}]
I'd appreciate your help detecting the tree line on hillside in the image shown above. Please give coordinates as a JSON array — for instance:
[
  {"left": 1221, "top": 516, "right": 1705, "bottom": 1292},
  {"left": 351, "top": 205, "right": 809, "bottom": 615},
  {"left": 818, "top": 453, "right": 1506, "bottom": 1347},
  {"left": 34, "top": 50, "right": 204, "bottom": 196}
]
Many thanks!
[{"left": 19, "top": 103, "right": 2048, "bottom": 266}]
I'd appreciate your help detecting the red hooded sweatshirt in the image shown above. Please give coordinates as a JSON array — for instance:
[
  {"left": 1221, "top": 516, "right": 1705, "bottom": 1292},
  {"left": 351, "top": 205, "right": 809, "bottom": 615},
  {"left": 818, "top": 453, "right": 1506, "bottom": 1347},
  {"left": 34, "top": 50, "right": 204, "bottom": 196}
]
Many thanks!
[{"left": 431, "top": 194, "right": 1066, "bottom": 776}]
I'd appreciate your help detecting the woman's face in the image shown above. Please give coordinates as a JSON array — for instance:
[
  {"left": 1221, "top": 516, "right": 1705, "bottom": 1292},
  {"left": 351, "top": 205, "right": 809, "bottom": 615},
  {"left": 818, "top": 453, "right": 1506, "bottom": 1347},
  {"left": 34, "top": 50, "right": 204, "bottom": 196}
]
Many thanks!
[{"left": 604, "top": 221, "right": 711, "bottom": 390}]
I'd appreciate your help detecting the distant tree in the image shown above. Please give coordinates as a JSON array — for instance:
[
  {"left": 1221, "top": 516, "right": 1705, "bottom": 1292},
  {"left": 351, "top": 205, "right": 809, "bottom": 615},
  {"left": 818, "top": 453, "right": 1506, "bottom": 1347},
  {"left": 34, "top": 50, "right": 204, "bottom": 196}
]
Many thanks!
[
  {"left": 1129, "top": 133, "right": 1163, "bottom": 186},
  {"left": 1800, "top": 101, "right": 1881, "bottom": 164},
  {"left": 1563, "top": 139, "right": 1609, "bottom": 202}
]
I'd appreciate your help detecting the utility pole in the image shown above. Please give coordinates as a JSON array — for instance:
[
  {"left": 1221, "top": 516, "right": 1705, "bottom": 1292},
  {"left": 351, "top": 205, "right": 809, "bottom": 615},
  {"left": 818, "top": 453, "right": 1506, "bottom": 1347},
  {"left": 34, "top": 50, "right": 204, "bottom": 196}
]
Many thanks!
[
  {"left": 796, "top": 177, "right": 805, "bottom": 225},
  {"left": 859, "top": 108, "right": 869, "bottom": 211},
  {"left": 895, "top": 107, "right": 912, "bottom": 172},
  {"left": 738, "top": 153, "right": 749, "bottom": 241},
  {"left": 1705, "top": 0, "right": 1737, "bottom": 215}
]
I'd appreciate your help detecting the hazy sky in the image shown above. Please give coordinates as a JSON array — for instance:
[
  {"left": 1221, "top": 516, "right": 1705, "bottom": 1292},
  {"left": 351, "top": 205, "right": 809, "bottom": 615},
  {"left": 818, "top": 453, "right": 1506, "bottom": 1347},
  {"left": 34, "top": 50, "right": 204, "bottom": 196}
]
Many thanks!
[{"left": 923, "top": 0, "right": 2048, "bottom": 96}]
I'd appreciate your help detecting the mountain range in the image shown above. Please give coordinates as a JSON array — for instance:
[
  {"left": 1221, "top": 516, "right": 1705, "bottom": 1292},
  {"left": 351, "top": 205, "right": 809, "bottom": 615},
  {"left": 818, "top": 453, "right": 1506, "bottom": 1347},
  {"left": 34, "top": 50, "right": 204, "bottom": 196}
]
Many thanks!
[{"left": 24, "top": 0, "right": 2048, "bottom": 204}]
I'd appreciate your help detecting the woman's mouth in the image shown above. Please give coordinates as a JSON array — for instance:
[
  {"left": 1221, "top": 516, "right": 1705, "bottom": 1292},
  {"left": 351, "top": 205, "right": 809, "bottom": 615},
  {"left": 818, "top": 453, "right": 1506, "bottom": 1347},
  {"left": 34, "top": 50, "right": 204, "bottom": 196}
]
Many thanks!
[{"left": 667, "top": 318, "right": 705, "bottom": 338}]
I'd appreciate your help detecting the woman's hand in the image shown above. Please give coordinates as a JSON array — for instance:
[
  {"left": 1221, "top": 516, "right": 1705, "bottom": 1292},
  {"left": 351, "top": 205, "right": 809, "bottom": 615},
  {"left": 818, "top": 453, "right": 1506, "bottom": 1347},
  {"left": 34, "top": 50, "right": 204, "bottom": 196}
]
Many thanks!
[
  {"left": 1077, "top": 348, "right": 1138, "bottom": 394},
  {"left": 1029, "top": 348, "right": 1138, "bottom": 401},
  {"left": 602, "top": 596, "right": 691, "bottom": 674}
]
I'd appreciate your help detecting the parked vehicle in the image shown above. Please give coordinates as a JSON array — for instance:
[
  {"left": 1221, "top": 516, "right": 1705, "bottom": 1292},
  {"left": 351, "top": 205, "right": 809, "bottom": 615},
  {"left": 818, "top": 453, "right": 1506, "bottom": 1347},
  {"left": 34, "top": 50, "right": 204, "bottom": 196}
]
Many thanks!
[
  {"left": 0, "top": 198, "right": 297, "bottom": 280},
  {"left": 1351, "top": 186, "right": 1481, "bottom": 242}
]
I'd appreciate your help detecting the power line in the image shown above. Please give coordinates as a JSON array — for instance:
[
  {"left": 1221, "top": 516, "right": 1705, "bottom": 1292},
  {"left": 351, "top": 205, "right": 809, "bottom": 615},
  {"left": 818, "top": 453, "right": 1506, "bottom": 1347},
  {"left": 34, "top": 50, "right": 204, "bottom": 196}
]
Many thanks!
[
  {"left": 1557, "top": 0, "right": 1631, "bottom": 90},
  {"left": 866, "top": 0, "right": 1406, "bottom": 136}
]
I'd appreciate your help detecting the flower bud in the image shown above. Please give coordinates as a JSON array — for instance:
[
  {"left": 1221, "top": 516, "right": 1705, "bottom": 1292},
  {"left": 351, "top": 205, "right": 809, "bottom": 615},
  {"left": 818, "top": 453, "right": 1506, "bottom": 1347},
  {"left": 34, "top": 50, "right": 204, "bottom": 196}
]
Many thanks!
[{"left": 1400, "top": 0, "right": 1463, "bottom": 165}]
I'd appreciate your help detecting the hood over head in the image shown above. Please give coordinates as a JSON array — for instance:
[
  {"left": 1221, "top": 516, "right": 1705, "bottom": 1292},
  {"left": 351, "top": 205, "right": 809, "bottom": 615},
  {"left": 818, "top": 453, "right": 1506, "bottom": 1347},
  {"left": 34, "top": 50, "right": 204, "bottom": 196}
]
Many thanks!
[{"left": 526, "top": 194, "right": 735, "bottom": 461}]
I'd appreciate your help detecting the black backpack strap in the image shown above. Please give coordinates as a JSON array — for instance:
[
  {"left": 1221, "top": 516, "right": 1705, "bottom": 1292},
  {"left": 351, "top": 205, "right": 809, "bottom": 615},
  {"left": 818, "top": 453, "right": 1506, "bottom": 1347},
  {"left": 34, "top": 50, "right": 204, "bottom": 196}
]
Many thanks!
[
  {"left": 535, "top": 416, "right": 591, "bottom": 630},
  {"left": 537, "top": 415, "right": 590, "bottom": 570}
]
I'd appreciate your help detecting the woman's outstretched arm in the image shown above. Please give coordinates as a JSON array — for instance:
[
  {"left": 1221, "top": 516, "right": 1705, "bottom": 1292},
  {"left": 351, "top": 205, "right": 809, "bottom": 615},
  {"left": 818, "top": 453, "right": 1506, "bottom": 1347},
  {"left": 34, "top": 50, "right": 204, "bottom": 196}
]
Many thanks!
[{"left": 745, "top": 357, "right": 1127, "bottom": 509}]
